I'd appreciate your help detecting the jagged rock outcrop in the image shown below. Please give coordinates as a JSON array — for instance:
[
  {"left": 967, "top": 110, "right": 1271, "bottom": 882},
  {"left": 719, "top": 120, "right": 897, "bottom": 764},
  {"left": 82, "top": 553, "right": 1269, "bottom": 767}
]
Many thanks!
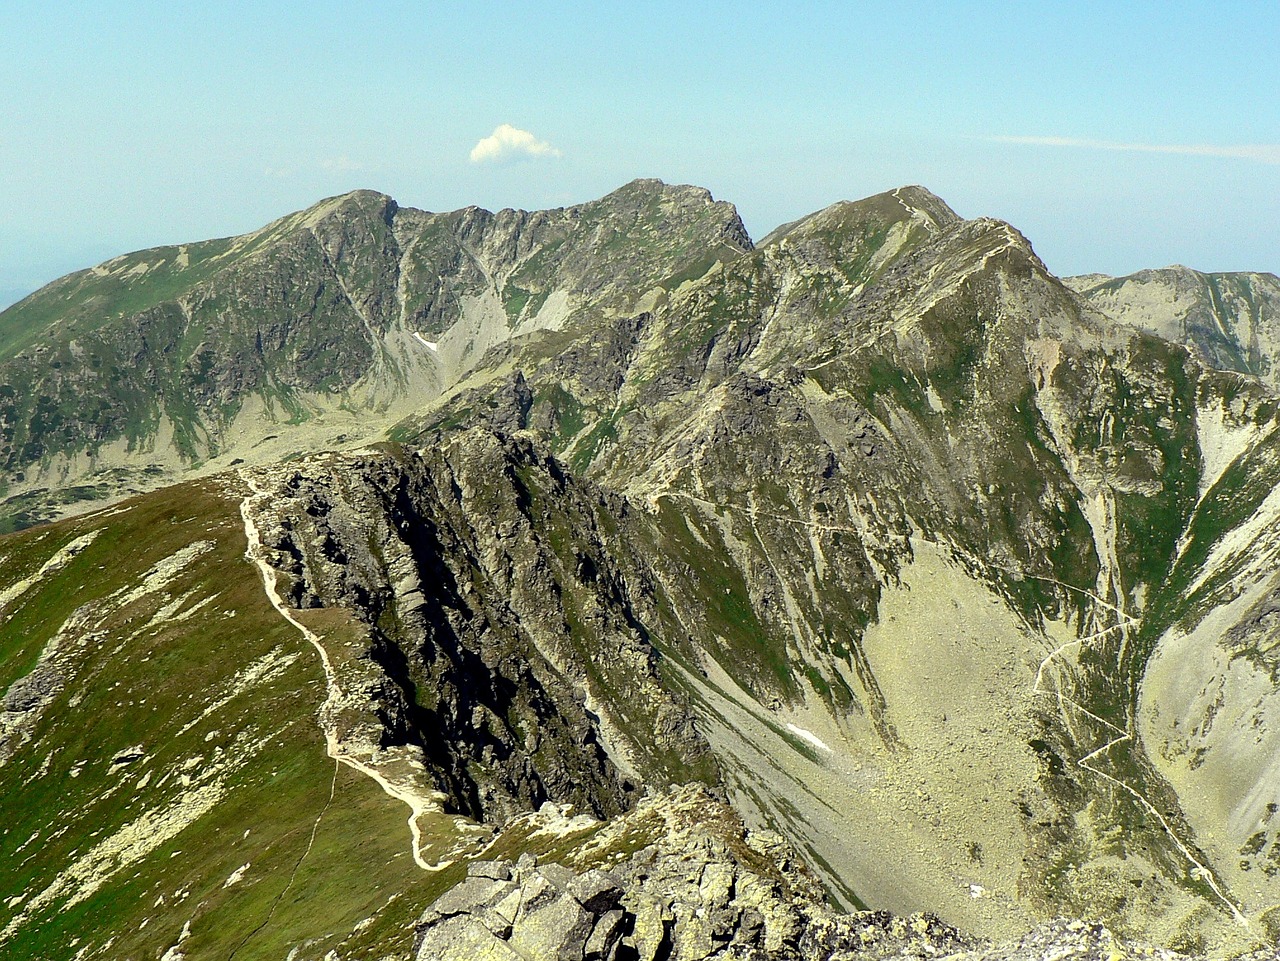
[
  {"left": 414, "top": 786, "right": 974, "bottom": 961},
  {"left": 240, "top": 431, "right": 715, "bottom": 825}
]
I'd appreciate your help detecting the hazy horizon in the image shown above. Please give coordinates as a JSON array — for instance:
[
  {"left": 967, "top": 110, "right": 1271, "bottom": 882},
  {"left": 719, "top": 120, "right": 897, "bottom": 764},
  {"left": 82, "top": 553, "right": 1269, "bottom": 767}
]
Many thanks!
[{"left": 3, "top": 1, "right": 1278, "bottom": 305}]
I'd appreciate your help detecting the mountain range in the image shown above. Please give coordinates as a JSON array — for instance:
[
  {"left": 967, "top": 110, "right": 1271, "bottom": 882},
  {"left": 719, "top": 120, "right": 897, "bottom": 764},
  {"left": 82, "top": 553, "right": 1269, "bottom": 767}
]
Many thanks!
[{"left": 2, "top": 179, "right": 1279, "bottom": 960}]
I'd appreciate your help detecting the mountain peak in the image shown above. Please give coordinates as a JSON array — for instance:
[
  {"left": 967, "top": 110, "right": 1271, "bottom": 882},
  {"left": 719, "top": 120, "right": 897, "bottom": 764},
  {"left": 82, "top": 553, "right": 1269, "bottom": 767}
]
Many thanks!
[
  {"left": 607, "top": 177, "right": 713, "bottom": 200},
  {"left": 589, "top": 177, "right": 734, "bottom": 217},
  {"left": 577, "top": 178, "right": 753, "bottom": 253},
  {"left": 294, "top": 188, "right": 398, "bottom": 229},
  {"left": 889, "top": 185, "right": 961, "bottom": 227},
  {"left": 761, "top": 185, "right": 960, "bottom": 250}
]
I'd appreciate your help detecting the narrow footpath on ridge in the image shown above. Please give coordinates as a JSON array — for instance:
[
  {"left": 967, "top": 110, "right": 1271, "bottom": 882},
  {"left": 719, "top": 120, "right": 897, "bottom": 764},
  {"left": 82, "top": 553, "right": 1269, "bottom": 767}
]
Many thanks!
[{"left": 238, "top": 473, "right": 446, "bottom": 872}]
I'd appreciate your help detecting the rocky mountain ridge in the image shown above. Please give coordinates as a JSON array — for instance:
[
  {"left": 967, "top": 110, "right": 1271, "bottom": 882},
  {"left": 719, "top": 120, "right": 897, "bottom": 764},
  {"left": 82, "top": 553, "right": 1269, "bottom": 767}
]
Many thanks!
[
  {"left": 0, "top": 180, "right": 750, "bottom": 531},
  {"left": 3, "top": 181, "right": 1280, "bottom": 959},
  {"left": 1067, "top": 267, "right": 1280, "bottom": 389}
]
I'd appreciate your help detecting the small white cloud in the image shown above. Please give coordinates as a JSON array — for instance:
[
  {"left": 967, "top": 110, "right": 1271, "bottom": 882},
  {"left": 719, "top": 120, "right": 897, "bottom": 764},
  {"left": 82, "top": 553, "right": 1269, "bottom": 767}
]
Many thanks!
[
  {"left": 990, "top": 135, "right": 1280, "bottom": 164},
  {"left": 470, "top": 124, "right": 562, "bottom": 163}
]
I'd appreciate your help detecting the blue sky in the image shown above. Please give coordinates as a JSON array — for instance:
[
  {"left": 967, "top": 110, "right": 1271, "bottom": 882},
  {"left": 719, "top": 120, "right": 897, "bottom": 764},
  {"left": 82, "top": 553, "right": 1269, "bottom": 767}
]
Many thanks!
[{"left": 2, "top": 1, "right": 1277, "bottom": 306}]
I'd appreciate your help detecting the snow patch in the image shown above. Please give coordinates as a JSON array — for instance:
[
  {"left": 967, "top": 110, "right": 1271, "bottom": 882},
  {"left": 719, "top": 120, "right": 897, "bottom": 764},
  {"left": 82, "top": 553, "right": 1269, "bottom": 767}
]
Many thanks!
[{"left": 785, "top": 723, "right": 833, "bottom": 753}]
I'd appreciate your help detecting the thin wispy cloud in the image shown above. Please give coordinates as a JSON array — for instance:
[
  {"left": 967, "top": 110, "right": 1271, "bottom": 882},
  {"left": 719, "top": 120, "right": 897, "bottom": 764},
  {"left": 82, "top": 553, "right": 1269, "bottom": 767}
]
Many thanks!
[
  {"left": 991, "top": 136, "right": 1280, "bottom": 164},
  {"left": 319, "top": 155, "right": 365, "bottom": 173},
  {"left": 470, "top": 124, "right": 561, "bottom": 163}
]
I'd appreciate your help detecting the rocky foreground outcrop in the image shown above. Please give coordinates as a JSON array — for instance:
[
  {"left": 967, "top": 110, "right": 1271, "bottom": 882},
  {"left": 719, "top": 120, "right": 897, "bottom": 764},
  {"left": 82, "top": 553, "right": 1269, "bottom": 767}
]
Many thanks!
[
  {"left": 413, "top": 785, "right": 1252, "bottom": 961},
  {"left": 415, "top": 857, "right": 1265, "bottom": 961},
  {"left": 414, "top": 785, "right": 972, "bottom": 961}
]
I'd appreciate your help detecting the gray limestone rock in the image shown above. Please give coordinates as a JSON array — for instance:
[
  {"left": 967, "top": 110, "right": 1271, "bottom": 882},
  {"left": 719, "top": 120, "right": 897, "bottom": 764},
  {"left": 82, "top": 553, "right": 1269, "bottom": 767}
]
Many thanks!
[{"left": 414, "top": 788, "right": 975, "bottom": 961}]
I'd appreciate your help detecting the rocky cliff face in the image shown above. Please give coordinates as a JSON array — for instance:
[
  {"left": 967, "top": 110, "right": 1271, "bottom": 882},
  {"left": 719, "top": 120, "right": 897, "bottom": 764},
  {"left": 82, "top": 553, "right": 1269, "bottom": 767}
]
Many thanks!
[
  {"left": 240, "top": 432, "right": 715, "bottom": 826},
  {"left": 3, "top": 182, "right": 1280, "bottom": 960}
]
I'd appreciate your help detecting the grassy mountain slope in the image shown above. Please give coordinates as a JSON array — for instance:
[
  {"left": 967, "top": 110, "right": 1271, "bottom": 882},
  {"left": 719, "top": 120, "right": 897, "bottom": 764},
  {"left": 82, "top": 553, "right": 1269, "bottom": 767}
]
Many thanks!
[{"left": 0, "top": 479, "right": 443, "bottom": 960}]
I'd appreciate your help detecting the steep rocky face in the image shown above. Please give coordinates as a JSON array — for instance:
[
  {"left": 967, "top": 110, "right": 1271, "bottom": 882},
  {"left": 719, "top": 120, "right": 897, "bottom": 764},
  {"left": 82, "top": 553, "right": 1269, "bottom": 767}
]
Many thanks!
[
  {"left": 0, "top": 180, "right": 751, "bottom": 531},
  {"left": 240, "top": 433, "right": 715, "bottom": 826},
  {"left": 1067, "top": 267, "right": 1280, "bottom": 388}
]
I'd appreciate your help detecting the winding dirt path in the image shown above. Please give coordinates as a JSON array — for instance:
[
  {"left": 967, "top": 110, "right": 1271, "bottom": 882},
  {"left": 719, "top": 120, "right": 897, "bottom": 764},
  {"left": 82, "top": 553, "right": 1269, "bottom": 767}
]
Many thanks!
[
  {"left": 239, "top": 474, "right": 440, "bottom": 871},
  {"left": 1026, "top": 593, "right": 1248, "bottom": 927}
]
